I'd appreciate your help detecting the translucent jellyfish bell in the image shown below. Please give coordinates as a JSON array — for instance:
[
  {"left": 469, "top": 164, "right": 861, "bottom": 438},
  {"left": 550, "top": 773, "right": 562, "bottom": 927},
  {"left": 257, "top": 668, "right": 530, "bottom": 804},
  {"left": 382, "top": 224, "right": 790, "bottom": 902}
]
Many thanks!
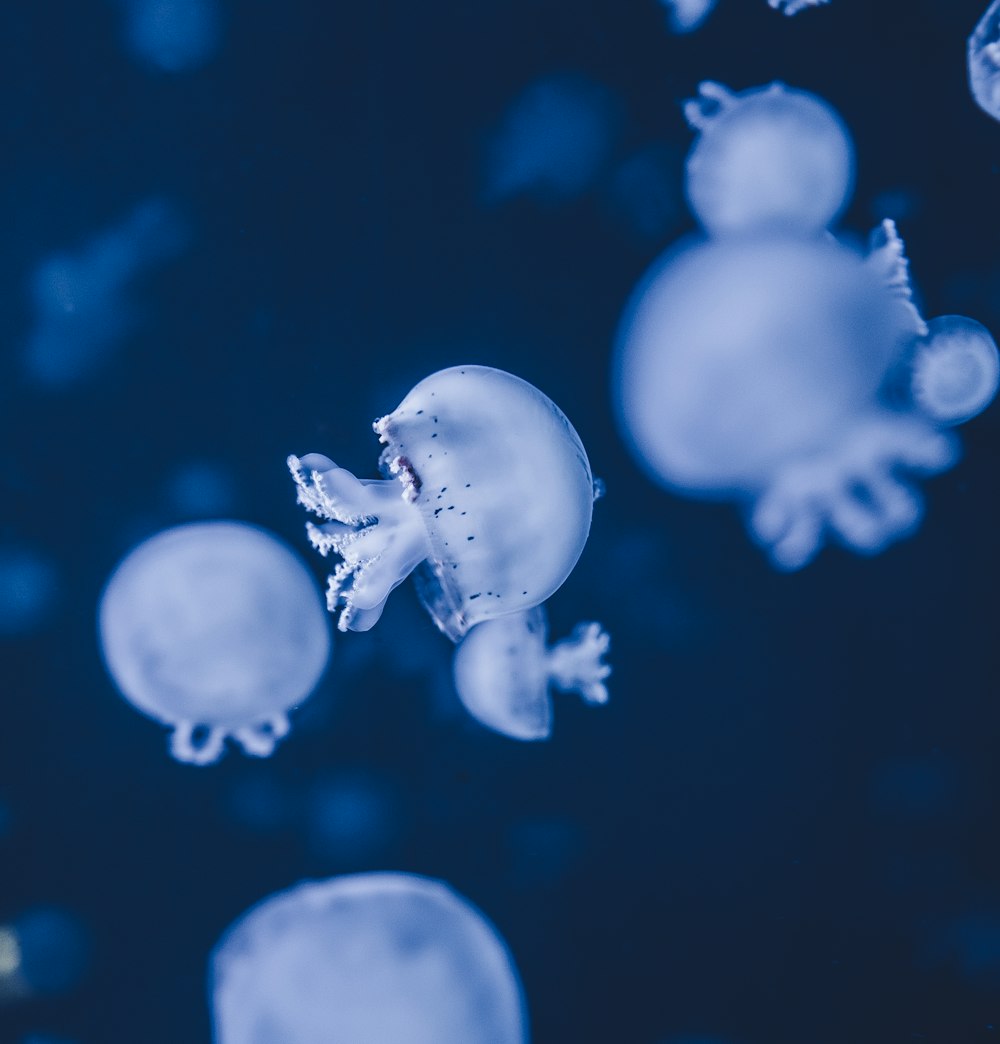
[
  {"left": 970, "top": 0, "right": 1000, "bottom": 122},
  {"left": 211, "top": 873, "right": 529, "bottom": 1044},
  {"left": 684, "top": 82, "right": 854, "bottom": 237},
  {"left": 290, "top": 365, "right": 596, "bottom": 641},
  {"left": 453, "top": 607, "right": 610, "bottom": 741},
  {"left": 910, "top": 316, "right": 1000, "bottom": 426},
  {"left": 98, "top": 521, "right": 331, "bottom": 765}
]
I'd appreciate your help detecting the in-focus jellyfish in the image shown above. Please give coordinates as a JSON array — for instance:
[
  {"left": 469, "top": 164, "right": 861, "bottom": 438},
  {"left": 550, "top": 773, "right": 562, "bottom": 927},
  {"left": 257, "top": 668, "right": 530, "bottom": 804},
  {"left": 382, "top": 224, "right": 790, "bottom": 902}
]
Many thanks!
[
  {"left": 290, "top": 365, "right": 597, "bottom": 641},
  {"left": 121, "top": 0, "right": 222, "bottom": 73},
  {"left": 970, "top": 0, "right": 1000, "bottom": 121},
  {"left": 24, "top": 199, "right": 186, "bottom": 386},
  {"left": 483, "top": 75, "right": 621, "bottom": 204},
  {"left": 211, "top": 873, "right": 529, "bottom": 1044},
  {"left": 453, "top": 606, "right": 610, "bottom": 741},
  {"left": 98, "top": 521, "right": 331, "bottom": 765},
  {"left": 615, "top": 82, "right": 997, "bottom": 569}
]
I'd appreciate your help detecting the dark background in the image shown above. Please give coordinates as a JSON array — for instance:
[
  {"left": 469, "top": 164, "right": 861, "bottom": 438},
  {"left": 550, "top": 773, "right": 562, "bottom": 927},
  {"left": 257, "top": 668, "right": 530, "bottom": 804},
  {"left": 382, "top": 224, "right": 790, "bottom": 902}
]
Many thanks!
[{"left": 2, "top": 0, "right": 999, "bottom": 1041}]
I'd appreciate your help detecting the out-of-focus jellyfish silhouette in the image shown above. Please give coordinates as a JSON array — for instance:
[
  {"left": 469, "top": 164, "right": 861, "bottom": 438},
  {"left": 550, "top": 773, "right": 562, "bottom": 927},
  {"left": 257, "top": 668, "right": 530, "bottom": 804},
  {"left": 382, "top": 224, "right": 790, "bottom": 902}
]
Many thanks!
[
  {"left": 98, "top": 521, "right": 331, "bottom": 765},
  {"left": 0, "top": 908, "right": 90, "bottom": 1004},
  {"left": 0, "top": 546, "right": 58, "bottom": 636},
  {"left": 970, "top": 0, "right": 1000, "bottom": 121},
  {"left": 660, "top": 0, "right": 826, "bottom": 33},
  {"left": 305, "top": 771, "right": 401, "bottom": 864},
  {"left": 290, "top": 365, "right": 597, "bottom": 641},
  {"left": 164, "top": 460, "right": 237, "bottom": 518},
  {"left": 603, "top": 144, "right": 683, "bottom": 243},
  {"left": 452, "top": 606, "right": 610, "bottom": 741},
  {"left": 24, "top": 199, "right": 186, "bottom": 386},
  {"left": 483, "top": 75, "right": 622, "bottom": 204},
  {"left": 615, "top": 82, "right": 997, "bottom": 569},
  {"left": 121, "top": 0, "right": 222, "bottom": 73},
  {"left": 211, "top": 873, "right": 529, "bottom": 1044}
]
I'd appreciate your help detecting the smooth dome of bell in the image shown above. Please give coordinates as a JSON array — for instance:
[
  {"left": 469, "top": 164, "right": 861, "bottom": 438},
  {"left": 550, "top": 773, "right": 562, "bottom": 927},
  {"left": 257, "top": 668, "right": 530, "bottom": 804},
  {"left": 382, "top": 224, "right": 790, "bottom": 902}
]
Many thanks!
[
  {"left": 911, "top": 316, "right": 1000, "bottom": 426},
  {"left": 453, "top": 606, "right": 610, "bottom": 741},
  {"left": 211, "top": 873, "right": 529, "bottom": 1044},
  {"left": 291, "top": 366, "right": 596, "bottom": 642},
  {"left": 684, "top": 82, "right": 854, "bottom": 238},
  {"left": 98, "top": 521, "right": 331, "bottom": 765}
]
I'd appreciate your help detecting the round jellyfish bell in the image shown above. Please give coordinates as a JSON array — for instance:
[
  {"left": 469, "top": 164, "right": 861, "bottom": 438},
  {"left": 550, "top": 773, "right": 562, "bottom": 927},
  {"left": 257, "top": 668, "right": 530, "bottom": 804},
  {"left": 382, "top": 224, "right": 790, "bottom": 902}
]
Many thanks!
[
  {"left": 289, "top": 365, "right": 596, "bottom": 642},
  {"left": 98, "top": 521, "right": 331, "bottom": 765},
  {"left": 910, "top": 316, "right": 1000, "bottom": 426},
  {"left": 211, "top": 872, "right": 529, "bottom": 1044},
  {"left": 453, "top": 606, "right": 610, "bottom": 741},
  {"left": 684, "top": 81, "right": 854, "bottom": 238}
]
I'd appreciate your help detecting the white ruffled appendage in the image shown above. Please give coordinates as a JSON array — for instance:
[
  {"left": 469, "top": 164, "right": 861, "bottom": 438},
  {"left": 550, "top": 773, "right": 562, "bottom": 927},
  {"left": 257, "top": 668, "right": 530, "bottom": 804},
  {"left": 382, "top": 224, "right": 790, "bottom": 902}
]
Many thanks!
[
  {"left": 547, "top": 622, "right": 611, "bottom": 706},
  {"left": 768, "top": 0, "right": 830, "bottom": 15},
  {"left": 288, "top": 454, "right": 431, "bottom": 633}
]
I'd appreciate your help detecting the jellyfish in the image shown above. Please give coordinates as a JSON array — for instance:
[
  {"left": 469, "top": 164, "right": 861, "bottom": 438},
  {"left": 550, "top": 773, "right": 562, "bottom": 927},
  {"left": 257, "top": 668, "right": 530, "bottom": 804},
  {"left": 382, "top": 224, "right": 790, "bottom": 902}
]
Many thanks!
[
  {"left": 767, "top": 0, "right": 829, "bottom": 13},
  {"left": 290, "top": 365, "right": 597, "bottom": 641},
  {"left": 970, "top": 0, "right": 1000, "bottom": 121},
  {"left": 121, "top": 0, "right": 222, "bottom": 73},
  {"left": 98, "top": 521, "right": 331, "bottom": 765},
  {"left": 0, "top": 908, "right": 90, "bottom": 1005},
  {"left": 24, "top": 199, "right": 186, "bottom": 386},
  {"left": 211, "top": 873, "right": 529, "bottom": 1044},
  {"left": 452, "top": 606, "right": 610, "bottom": 741},
  {"left": 660, "top": 0, "right": 826, "bottom": 33},
  {"left": 614, "top": 82, "right": 996, "bottom": 570}
]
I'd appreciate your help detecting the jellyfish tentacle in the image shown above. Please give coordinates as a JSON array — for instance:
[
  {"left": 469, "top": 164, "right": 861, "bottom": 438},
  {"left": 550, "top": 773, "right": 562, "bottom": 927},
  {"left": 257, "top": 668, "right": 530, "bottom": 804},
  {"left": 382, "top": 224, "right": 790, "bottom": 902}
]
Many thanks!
[
  {"left": 546, "top": 622, "right": 612, "bottom": 706},
  {"left": 683, "top": 81, "right": 735, "bottom": 130},
  {"left": 866, "top": 219, "right": 928, "bottom": 338},
  {"left": 233, "top": 714, "right": 291, "bottom": 758},
  {"left": 170, "top": 721, "right": 227, "bottom": 765},
  {"left": 289, "top": 454, "right": 432, "bottom": 632},
  {"left": 768, "top": 0, "right": 830, "bottom": 15}
]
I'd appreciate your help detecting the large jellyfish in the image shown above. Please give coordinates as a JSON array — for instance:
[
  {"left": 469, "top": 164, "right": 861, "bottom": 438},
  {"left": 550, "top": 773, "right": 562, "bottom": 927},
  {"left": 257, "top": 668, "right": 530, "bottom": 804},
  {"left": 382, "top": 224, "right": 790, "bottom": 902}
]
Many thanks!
[
  {"left": 970, "top": 0, "right": 1000, "bottom": 122},
  {"left": 98, "top": 521, "right": 331, "bottom": 765},
  {"left": 453, "top": 606, "right": 610, "bottom": 741},
  {"left": 289, "top": 365, "right": 597, "bottom": 641},
  {"left": 614, "top": 82, "right": 998, "bottom": 570},
  {"left": 211, "top": 873, "right": 529, "bottom": 1044}
]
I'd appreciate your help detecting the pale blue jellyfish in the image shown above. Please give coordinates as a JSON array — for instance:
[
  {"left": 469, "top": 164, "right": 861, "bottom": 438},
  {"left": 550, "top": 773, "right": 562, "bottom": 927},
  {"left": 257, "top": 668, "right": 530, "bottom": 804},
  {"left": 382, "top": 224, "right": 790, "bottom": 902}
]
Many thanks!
[
  {"left": 211, "top": 873, "right": 529, "bottom": 1044},
  {"left": 452, "top": 606, "right": 610, "bottom": 741},
  {"left": 970, "top": 0, "right": 1000, "bottom": 121},
  {"left": 615, "top": 82, "right": 996, "bottom": 569},
  {"left": 24, "top": 199, "right": 186, "bottom": 386},
  {"left": 121, "top": 0, "right": 222, "bottom": 73},
  {"left": 98, "top": 521, "right": 331, "bottom": 765},
  {"left": 483, "top": 75, "right": 621, "bottom": 204},
  {"left": 290, "top": 365, "right": 597, "bottom": 641}
]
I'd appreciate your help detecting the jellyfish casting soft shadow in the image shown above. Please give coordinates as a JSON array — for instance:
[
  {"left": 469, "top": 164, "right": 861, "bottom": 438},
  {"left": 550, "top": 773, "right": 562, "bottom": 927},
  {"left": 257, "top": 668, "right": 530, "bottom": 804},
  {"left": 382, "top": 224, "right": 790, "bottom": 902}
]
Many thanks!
[
  {"left": 98, "top": 521, "right": 331, "bottom": 765},
  {"left": 660, "top": 0, "right": 827, "bottom": 34},
  {"left": 970, "top": 0, "right": 1000, "bottom": 121},
  {"left": 453, "top": 607, "right": 610, "bottom": 741},
  {"left": 290, "top": 365, "right": 597, "bottom": 641},
  {"left": 614, "top": 81, "right": 998, "bottom": 570},
  {"left": 210, "top": 873, "right": 529, "bottom": 1044}
]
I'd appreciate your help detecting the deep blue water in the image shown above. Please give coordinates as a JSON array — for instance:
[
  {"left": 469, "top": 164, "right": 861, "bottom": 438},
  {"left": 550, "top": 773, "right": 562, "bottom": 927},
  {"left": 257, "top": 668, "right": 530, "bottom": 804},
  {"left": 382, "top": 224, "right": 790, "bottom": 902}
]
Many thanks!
[{"left": 2, "top": 0, "right": 1000, "bottom": 1041}]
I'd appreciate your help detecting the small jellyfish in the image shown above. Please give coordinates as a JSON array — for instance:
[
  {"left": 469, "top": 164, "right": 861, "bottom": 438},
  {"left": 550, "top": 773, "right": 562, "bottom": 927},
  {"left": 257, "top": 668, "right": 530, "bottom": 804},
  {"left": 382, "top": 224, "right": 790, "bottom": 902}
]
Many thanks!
[
  {"left": 211, "top": 873, "right": 529, "bottom": 1044},
  {"left": 290, "top": 365, "right": 596, "bottom": 641},
  {"left": 98, "top": 521, "right": 331, "bottom": 765},
  {"left": 452, "top": 606, "right": 610, "bottom": 741},
  {"left": 121, "top": 0, "right": 222, "bottom": 73},
  {"left": 909, "top": 316, "right": 1000, "bottom": 426},
  {"left": 615, "top": 82, "right": 995, "bottom": 569},
  {"left": 970, "top": 0, "right": 1000, "bottom": 121},
  {"left": 0, "top": 908, "right": 90, "bottom": 1005},
  {"left": 660, "top": 0, "right": 718, "bottom": 33},
  {"left": 684, "top": 82, "right": 854, "bottom": 238}
]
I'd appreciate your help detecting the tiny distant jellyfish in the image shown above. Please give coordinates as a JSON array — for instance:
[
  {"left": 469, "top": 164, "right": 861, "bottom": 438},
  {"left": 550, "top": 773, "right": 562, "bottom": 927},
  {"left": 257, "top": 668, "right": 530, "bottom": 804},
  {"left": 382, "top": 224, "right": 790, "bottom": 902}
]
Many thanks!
[
  {"left": 452, "top": 606, "right": 610, "bottom": 741},
  {"left": 122, "top": 0, "right": 222, "bottom": 73},
  {"left": 483, "top": 75, "right": 622, "bottom": 204},
  {"left": 615, "top": 81, "right": 995, "bottom": 569},
  {"left": 0, "top": 908, "right": 90, "bottom": 1004},
  {"left": 290, "top": 365, "right": 598, "bottom": 641},
  {"left": 211, "top": 873, "right": 529, "bottom": 1044},
  {"left": 24, "top": 199, "right": 186, "bottom": 386},
  {"left": 970, "top": 0, "right": 1000, "bottom": 121},
  {"left": 0, "top": 547, "right": 58, "bottom": 636},
  {"left": 98, "top": 521, "right": 331, "bottom": 765}
]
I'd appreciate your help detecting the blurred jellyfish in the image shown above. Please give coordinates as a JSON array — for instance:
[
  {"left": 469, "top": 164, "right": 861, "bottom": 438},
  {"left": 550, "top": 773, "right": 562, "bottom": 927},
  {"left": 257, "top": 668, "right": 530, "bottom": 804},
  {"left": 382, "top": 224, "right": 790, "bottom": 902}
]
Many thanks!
[
  {"left": 452, "top": 606, "right": 610, "bottom": 741},
  {"left": 483, "top": 75, "right": 622, "bottom": 204},
  {"left": 767, "top": 0, "right": 828, "bottom": 13},
  {"left": 211, "top": 873, "right": 529, "bottom": 1044},
  {"left": 970, "top": 0, "right": 1000, "bottom": 121},
  {"left": 99, "top": 521, "right": 331, "bottom": 765},
  {"left": 164, "top": 460, "right": 237, "bottom": 518},
  {"left": 121, "top": 0, "right": 222, "bottom": 73},
  {"left": 290, "top": 365, "right": 597, "bottom": 641},
  {"left": 0, "top": 908, "right": 90, "bottom": 1004},
  {"left": 0, "top": 547, "right": 58, "bottom": 636},
  {"left": 24, "top": 199, "right": 186, "bottom": 386},
  {"left": 615, "top": 82, "right": 996, "bottom": 569},
  {"left": 602, "top": 144, "right": 683, "bottom": 243},
  {"left": 661, "top": 0, "right": 826, "bottom": 32},
  {"left": 305, "top": 772, "right": 401, "bottom": 864}
]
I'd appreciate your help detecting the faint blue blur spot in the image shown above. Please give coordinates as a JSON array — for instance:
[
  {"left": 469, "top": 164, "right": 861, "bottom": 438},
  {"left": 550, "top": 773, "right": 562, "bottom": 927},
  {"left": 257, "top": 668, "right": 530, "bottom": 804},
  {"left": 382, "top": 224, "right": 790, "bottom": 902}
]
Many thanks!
[{"left": 0, "top": 548, "right": 58, "bottom": 637}]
